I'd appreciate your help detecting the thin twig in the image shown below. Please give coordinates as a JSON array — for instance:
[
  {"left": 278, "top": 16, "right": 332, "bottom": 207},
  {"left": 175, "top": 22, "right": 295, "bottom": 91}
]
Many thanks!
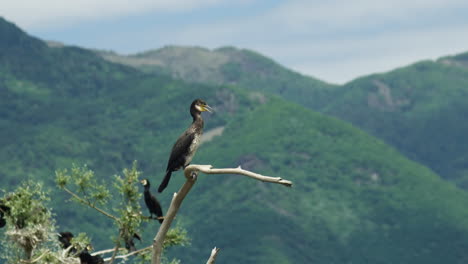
[
  {"left": 19, "top": 250, "right": 50, "bottom": 263},
  {"left": 62, "top": 187, "right": 120, "bottom": 222},
  {"left": 206, "top": 247, "right": 220, "bottom": 264}
]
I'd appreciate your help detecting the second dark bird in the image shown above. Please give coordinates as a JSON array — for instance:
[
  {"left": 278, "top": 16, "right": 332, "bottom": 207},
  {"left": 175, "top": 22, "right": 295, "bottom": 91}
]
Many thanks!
[
  {"left": 141, "top": 179, "right": 164, "bottom": 223},
  {"left": 158, "top": 99, "right": 213, "bottom": 193}
]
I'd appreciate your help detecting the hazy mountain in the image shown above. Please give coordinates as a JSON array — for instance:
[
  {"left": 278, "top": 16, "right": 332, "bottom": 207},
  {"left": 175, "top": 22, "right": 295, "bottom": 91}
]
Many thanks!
[{"left": 95, "top": 45, "right": 337, "bottom": 110}]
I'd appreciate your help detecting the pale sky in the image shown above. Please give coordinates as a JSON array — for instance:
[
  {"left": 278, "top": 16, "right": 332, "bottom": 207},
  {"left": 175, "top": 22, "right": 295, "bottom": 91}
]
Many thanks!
[{"left": 2, "top": 0, "right": 468, "bottom": 84}]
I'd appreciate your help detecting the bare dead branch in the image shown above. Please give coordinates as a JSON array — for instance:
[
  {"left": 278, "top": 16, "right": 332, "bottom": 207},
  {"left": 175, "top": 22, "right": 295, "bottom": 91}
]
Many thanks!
[
  {"left": 91, "top": 247, "right": 126, "bottom": 256},
  {"left": 151, "top": 165, "right": 292, "bottom": 264},
  {"left": 206, "top": 247, "right": 220, "bottom": 264},
  {"left": 151, "top": 171, "right": 198, "bottom": 264},
  {"left": 102, "top": 245, "right": 152, "bottom": 262},
  {"left": 185, "top": 164, "right": 293, "bottom": 187},
  {"left": 107, "top": 244, "right": 120, "bottom": 264}
]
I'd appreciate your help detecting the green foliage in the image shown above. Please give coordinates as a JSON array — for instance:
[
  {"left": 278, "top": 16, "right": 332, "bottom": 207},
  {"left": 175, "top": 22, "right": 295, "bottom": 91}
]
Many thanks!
[
  {"left": 164, "top": 226, "right": 190, "bottom": 248},
  {"left": 70, "top": 232, "right": 92, "bottom": 252},
  {"left": 0, "top": 182, "right": 63, "bottom": 264},
  {"left": 113, "top": 162, "right": 144, "bottom": 252},
  {"left": 56, "top": 162, "right": 190, "bottom": 261}
]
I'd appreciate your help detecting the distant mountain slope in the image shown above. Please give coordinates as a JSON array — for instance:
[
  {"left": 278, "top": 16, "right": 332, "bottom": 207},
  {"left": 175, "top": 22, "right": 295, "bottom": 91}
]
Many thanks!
[
  {"left": 3, "top": 16, "right": 468, "bottom": 264},
  {"left": 323, "top": 59, "right": 468, "bottom": 187},
  {"left": 95, "top": 46, "right": 337, "bottom": 109},
  {"left": 171, "top": 99, "right": 468, "bottom": 263},
  {"left": 99, "top": 44, "right": 468, "bottom": 188}
]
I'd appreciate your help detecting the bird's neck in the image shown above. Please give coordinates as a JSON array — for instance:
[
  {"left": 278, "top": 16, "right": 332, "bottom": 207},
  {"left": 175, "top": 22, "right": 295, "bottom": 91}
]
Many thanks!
[{"left": 191, "top": 113, "right": 204, "bottom": 129}]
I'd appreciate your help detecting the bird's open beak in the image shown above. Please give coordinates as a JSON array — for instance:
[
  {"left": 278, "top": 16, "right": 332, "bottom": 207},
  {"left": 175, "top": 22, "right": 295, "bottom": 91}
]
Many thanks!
[{"left": 203, "top": 105, "right": 213, "bottom": 113}]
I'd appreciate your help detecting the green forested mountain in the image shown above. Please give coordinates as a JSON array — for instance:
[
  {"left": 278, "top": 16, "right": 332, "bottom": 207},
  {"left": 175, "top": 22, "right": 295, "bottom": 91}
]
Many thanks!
[
  {"left": 2, "top": 17, "right": 468, "bottom": 264},
  {"left": 173, "top": 99, "right": 468, "bottom": 263},
  {"left": 100, "top": 45, "right": 468, "bottom": 188},
  {"left": 323, "top": 59, "right": 468, "bottom": 187},
  {"left": 95, "top": 45, "right": 337, "bottom": 109}
]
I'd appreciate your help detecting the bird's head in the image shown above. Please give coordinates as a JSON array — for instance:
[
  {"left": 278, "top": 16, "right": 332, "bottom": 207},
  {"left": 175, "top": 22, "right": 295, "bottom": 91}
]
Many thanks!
[
  {"left": 191, "top": 99, "right": 213, "bottom": 114},
  {"left": 140, "top": 179, "right": 150, "bottom": 187}
]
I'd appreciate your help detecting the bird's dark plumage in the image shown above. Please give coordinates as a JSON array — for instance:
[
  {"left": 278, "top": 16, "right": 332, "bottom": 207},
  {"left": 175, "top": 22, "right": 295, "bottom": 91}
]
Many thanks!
[
  {"left": 158, "top": 99, "right": 212, "bottom": 193},
  {"left": 0, "top": 201, "right": 10, "bottom": 229},
  {"left": 141, "top": 179, "right": 163, "bottom": 223},
  {"left": 78, "top": 247, "right": 104, "bottom": 264},
  {"left": 58, "top": 231, "right": 74, "bottom": 249}
]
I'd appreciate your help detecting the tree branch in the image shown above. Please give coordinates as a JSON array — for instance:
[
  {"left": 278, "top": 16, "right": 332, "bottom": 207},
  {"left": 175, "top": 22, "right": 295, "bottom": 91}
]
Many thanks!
[
  {"left": 62, "top": 187, "right": 120, "bottom": 222},
  {"left": 185, "top": 164, "right": 293, "bottom": 187},
  {"left": 107, "top": 244, "right": 121, "bottom": 264},
  {"left": 206, "top": 247, "right": 220, "bottom": 264},
  {"left": 102, "top": 245, "right": 152, "bottom": 261},
  {"left": 151, "top": 172, "right": 198, "bottom": 264},
  {"left": 19, "top": 250, "right": 50, "bottom": 263},
  {"left": 150, "top": 164, "right": 292, "bottom": 264},
  {"left": 91, "top": 247, "right": 126, "bottom": 256}
]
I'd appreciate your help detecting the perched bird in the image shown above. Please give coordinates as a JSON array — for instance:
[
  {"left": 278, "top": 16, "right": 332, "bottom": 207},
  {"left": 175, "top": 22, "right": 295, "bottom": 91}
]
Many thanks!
[
  {"left": 0, "top": 214, "right": 5, "bottom": 228},
  {"left": 79, "top": 245, "right": 104, "bottom": 264},
  {"left": 58, "top": 231, "right": 77, "bottom": 256},
  {"left": 158, "top": 99, "right": 212, "bottom": 193},
  {"left": 124, "top": 233, "right": 141, "bottom": 252},
  {"left": 141, "top": 179, "right": 163, "bottom": 223},
  {"left": 58, "top": 231, "right": 74, "bottom": 249},
  {"left": 0, "top": 201, "right": 10, "bottom": 228}
]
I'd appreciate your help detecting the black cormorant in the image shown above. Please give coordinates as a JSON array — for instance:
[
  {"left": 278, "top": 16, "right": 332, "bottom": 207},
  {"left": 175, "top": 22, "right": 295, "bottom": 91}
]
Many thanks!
[
  {"left": 141, "top": 179, "right": 163, "bottom": 223},
  {"left": 79, "top": 245, "right": 104, "bottom": 264},
  {"left": 0, "top": 214, "right": 5, "bottom": 228},
  {"left": 58, "top": 231, "right": 74, "bottom": 249},
  {"left": 124, "top": 233, "right": 141, "bottom": 252},
  {"left": 0, "top": 201, "right": 10, "bottom": 228},
  {"left": 158, "top": 99, "right": 212, "bottom": 193}
]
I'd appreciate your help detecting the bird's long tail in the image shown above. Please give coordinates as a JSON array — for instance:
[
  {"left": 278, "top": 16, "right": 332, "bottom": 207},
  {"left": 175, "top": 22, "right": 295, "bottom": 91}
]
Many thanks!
[{"left": 158, "top": 170, "right": 172, "bottom": 193}]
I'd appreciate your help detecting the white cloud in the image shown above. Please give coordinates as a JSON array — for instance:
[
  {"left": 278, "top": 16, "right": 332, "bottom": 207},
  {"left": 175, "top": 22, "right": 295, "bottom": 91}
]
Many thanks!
[
  {"left": 146, "top": 0, "right": 468, "bottom": 83},
  {"left": 1, "top": 0, "right": 227, "bottom": 29},
  {"left": 283, "top": 25, "right": 468, "bottom": 83},
  {"left": 268, "top": 0, "right": 468, "bottom": 31}
]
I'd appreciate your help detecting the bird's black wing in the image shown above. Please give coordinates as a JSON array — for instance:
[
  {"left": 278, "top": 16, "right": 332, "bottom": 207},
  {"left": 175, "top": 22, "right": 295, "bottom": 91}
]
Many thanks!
[
  {"left": 150, "top": 196, "right": 164, "bottom": 223},
  {"left": 159, "top": 130, "right": 195, "bottom": 192},
  {"left": 166, "top": 131, "right": 196, "bottom": 171}
]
